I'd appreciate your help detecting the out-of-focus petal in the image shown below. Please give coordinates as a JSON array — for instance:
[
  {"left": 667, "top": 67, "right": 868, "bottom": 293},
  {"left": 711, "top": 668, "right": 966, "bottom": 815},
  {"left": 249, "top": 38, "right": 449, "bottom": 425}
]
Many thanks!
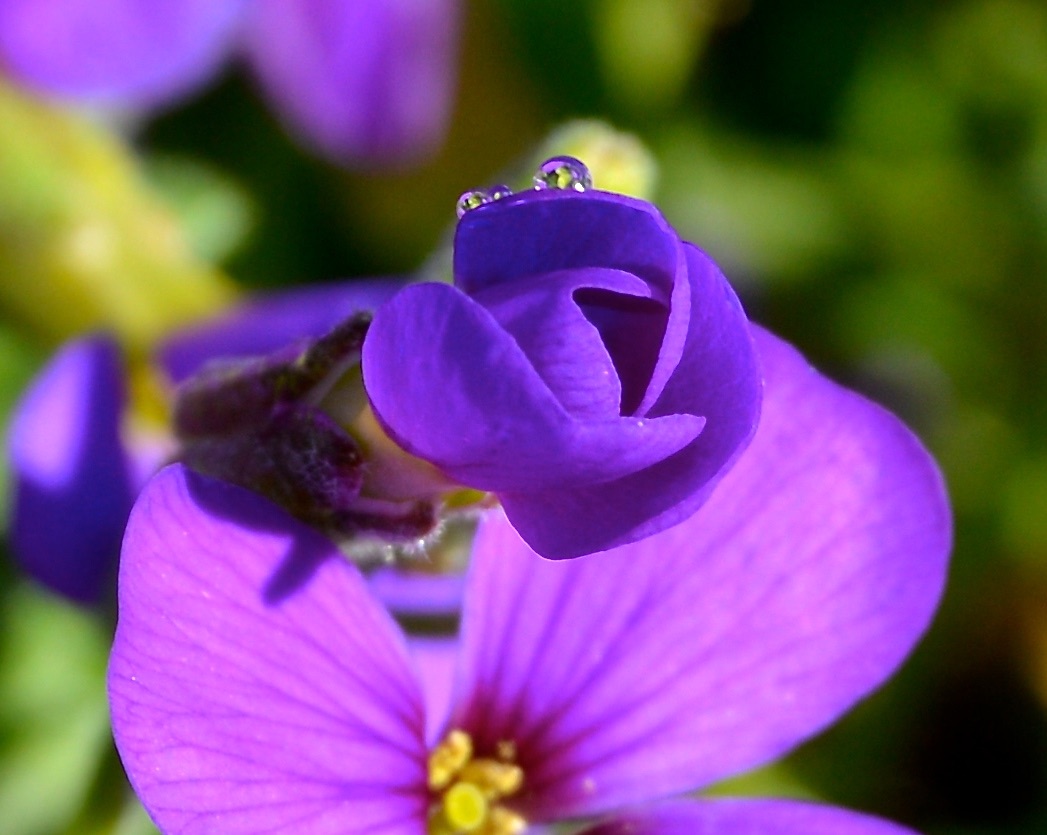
[
  {"left": 108, "top": 464, "right": 428, "bottom": 833},
  {"left": 362, "top": 281, "right": 703, "bottom": 493},
  {"left": 8, "top": 335, "right": 134, "bottom": 605},
  {"left": 245, "top": 0, "right": 459, "bottom": 167},
  {"left": 159, "top": 277, "right": 407, "bottom": 383},
  {"left": 0, "top": 0, "right": 244, "bottom": 106},
  {"left": 368, "top": 566, "right": 467, "bottom": 618},
  {"left": 451, "top": 327, "right": 950, "bottom": 820},
  {"left": 498, "top": 244, "right": 760, "bottom": 558},
  {"left": 581, "top": 800, "right": 920, "bottom": 835}
]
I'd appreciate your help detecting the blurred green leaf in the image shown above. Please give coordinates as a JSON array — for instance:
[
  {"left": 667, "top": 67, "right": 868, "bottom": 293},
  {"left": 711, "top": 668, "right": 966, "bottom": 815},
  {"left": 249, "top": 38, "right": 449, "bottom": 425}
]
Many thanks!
[
  {"left": 144, "top": 155, "right": 254, "bottom": 267},
  {"left": 0, "top": 81, "right": 238, "bottom": 353},
  {"left": 654, "top": 122, "right": 851, "bottom": 284},
  {"left": 593, "top": 0, "right": 713, "bottom": 113},
  {"left": 0, "top": 583, "right": 111, "bottom": 835},
  {"left": 0, "top": 325, "right": 46, "bottom": 520}
]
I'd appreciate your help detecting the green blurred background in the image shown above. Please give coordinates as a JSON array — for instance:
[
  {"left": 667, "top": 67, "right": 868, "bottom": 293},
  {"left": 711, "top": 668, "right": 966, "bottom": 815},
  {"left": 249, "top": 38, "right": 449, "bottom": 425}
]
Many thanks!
[{"left": 2, "top": 0, "right": 1047, "bottom": 832}]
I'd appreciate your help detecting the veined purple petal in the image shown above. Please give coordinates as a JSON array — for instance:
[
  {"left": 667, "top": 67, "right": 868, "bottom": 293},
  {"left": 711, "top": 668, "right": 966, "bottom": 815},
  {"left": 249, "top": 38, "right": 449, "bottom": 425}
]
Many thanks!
[
  {"left": 159, "top": 277, "right": 407, "bottom": 383},
  {"left": 498, "top": 244, "right": 760, "bottom": 558},
  {"left": 581, "top": 799, "right": 920, "bottom": 835},
  {"left": 450, "top": 327, "right": 950, "bottom": 820},
  {"left": 108, "top": 465, "right": 428, "bottom": 834},
  {"left": 408, "top": 636, "right": 458, "bottom": 746},
  {"left": 245, "top": 0, "right": 459, "bottom": 166},
  {"left": 0, "top": 0, "right": 244, "bottom": 107},
  {"left": 8, "top": 335, "right": 134, "bottom": 605},
  {"left": 362, "top": 281, "right": 703, "bottom": 493}
]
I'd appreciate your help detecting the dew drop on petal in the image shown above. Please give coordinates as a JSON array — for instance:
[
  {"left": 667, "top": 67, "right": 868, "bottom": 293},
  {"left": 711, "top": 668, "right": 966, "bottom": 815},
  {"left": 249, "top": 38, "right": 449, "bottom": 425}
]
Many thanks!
[
  {"left": 456, "top": 189, "right": 491, "bottom": 218},
  {"left": 533, "top": 155, "right": 593, "bottom": 192},
  {"left": 488, "top": 183, "right": 514, "bottom": 201}
]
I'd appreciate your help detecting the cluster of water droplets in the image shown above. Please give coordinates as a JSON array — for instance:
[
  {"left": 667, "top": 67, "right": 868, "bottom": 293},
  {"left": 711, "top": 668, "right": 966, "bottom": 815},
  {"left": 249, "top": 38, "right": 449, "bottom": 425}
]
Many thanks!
[{"left": 455, "top": 155, "right": 593, "bottom": 218}]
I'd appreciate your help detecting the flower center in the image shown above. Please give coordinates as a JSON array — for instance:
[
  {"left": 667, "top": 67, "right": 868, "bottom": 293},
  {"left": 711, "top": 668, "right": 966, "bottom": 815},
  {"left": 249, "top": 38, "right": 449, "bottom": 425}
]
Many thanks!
[{"left": 427, "top": 729, "right": 526, "bottom": 834}]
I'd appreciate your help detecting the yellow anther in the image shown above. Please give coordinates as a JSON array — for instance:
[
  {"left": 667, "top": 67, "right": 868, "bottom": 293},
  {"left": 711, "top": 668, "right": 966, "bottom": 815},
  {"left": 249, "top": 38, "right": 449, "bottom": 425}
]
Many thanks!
[
  {"left": 427, "top": 730, "right": 528, "bottom": 835},
  {"left": 429, "top": 729, "right": 473, "bottom": 790},
  {"left": 495, "top": 740, "right": 518, "bottom": 762},
  {"left": 458, "top": 760, "right": 524, "bottom": 798},
  {"left": 485, "top": 806, "right": 528, "bottom": 834}
]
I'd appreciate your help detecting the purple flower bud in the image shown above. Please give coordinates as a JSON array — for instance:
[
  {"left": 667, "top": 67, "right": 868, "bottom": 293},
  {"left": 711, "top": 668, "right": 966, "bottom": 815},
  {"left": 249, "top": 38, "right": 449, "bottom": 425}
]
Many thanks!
[
  {"left": 173, "top": 311, "right": 442, "bottom": 543},
  {"left": 362, "top": 186, "right": 763, "bottom": 559}
]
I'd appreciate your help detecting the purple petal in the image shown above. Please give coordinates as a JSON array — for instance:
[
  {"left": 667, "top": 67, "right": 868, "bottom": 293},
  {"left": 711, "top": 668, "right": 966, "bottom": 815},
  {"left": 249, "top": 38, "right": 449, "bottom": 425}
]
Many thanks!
[
  {"left": 368, "top": 566, "right": 467, "bottom": 618},
  {"left": 474, "top": 268, "right": 654, "bottom": 419},
  {"left": 245, "top": 0, "right": 459, "bottom": 167},
  {"left": 108, "top": 464, "right": 428, "bottom": 833},
  {"left": 498, "top": 244, "right": 760, "bottom": 558},
  {"left": 159, "top": 277, "right": 407, "bottom": 383},
  {"left": 454, "top": 190, "right": 681, "bottom": 303},
  {"left": 8, "top": 335, "right": 134, "bottom": 605},
  {"left": 450, "top": 327, "right": 951, "bottom": 820},
  {"left": 456, "top": 190, "right": 695, "bottom": 421},
  {"left": 408, "top": 636, "right": 459, "bottom": 746},
  {"left": 0, "top": 0, "right": 243, "bottom": 107},
  {"left": 362, "top": 281, "right": 703, "bottom": 492},
  {"left": 582, "top": 799, "right": 920, "bottom": 835}
]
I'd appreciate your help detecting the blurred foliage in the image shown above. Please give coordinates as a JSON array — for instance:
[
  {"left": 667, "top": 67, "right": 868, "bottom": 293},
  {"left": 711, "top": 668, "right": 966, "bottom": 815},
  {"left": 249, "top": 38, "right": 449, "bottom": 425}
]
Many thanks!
[
  {"left": 0, "top": 83, "right": 237, "bottom": 355},
  {"left": 2, "top": 0, "right": 1047, "bottom": 833}
]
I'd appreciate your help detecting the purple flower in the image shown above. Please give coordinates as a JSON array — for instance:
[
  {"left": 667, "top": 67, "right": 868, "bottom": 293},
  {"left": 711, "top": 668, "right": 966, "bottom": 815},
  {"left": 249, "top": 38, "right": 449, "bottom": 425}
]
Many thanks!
[
  {"left": 7, "top": 335, "right": 136, "bottom": 605},
  {"left": 363, "top": 181, "right": 762, "bottom": 559},
  {"left": 5, "top": 279, "right": 403, "bottom": 604},
  {"left": 0, "top": 0, "right": 459, "bottom": 166},
  {"left": 107, "top": 327, "right": 951, "bottom": 834}
]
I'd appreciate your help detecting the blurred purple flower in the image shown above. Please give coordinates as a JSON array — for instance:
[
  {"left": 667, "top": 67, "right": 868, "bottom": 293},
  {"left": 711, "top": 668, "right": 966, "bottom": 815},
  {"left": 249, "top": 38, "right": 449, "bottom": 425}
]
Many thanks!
[
  {"left": 0, "top": 0, "right": 459, "bottom": 166},
  {"left": 363, "top": 184, "right": 762, "bottom": 559},
  {"left": 5, "top": 279, "right": 404, "bottom": 605},
  {"left": 7, "top": 336, "right": 136, "bottom": 605},
  {"left": 107, "top": 326, "right": 951, "bottom": 834}
]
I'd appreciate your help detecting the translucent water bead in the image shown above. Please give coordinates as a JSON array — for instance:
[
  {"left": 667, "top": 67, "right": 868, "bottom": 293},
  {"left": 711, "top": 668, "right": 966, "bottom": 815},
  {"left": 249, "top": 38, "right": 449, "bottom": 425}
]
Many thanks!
[{"left": 533, "top": 155, "right": 592, "bottom": 192}]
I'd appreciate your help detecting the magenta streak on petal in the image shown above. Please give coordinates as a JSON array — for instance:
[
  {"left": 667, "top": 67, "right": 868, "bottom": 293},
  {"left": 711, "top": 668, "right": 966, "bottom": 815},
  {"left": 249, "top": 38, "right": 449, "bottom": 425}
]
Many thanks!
[
  {"left": 362, "top": 281, "right": 703, "bottom": 493},
  {"left": 8, "top": 335, "right": 135, "bottom": 605},
  {"left": 108, "top": 464, "right": 428, "bottom": 834},
  {"left": 0, "top": 0, "right": 244, "bottom": 106},
  {"left": 450, "top": 328, "right": 951, "bottom": 820},
  {"left": 580, "top": 799, "right": 921, "bottom": 835}
]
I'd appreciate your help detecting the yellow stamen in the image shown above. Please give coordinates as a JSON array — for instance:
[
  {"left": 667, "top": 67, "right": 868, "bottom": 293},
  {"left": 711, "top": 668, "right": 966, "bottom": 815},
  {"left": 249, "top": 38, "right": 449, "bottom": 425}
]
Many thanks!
[
  {"left": 429, "top": 729, "right": 473, "bottom": 790},
  {"left": 427, "top": 730, "right": 526, "bottom": 835},
  {"left": 457, "top": 760, "right": 524, "bottom": 798}
]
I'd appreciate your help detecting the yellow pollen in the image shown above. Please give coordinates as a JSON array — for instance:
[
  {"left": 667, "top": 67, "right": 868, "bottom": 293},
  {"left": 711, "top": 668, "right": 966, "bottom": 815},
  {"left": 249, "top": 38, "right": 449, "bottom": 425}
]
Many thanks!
[
  {"left": 427, "top": 730, "right": 527, "bottom": 835},
  {"left": 429, "top": 729, "right": 473, "bottom": 790},
  {"left": 458, "top": 760, "right": 524, "bottom": 797}
]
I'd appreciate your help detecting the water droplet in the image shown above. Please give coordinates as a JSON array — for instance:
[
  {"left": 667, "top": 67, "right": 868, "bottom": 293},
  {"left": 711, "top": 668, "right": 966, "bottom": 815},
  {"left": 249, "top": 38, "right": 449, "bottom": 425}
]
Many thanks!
[
  {"left": 456, "top": 189, "right": 490, "bottom": 218},
  {"left": 533, "top": 155, "right": 592, "bottom": 192},
  {"left": 487, "top": 183, "right": 513, "bottom": 202}
]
